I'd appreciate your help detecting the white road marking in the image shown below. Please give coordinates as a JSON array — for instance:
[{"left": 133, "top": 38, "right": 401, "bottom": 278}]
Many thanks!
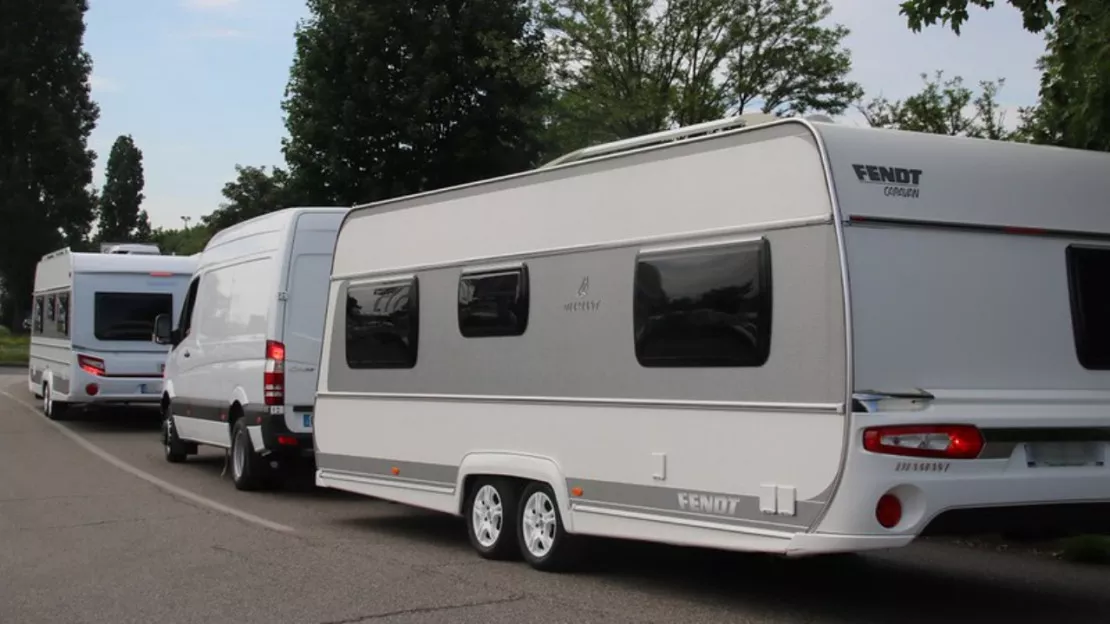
[{"left": 0, "top": 389, "right": 296, "bottom": 534}]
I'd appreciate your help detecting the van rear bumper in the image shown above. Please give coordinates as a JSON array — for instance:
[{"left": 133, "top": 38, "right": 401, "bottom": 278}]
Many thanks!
[{"left": 255, "top": 407, "right": 314, "bottom": 458}]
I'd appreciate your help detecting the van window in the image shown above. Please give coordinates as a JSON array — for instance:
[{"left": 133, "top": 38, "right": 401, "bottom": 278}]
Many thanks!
[
  {"left": 46, "top": 295, "right": 55, "bottom": 322},
  {"left": 633, "top": 239, "right": 772, "bottom": 368},
  {"left": 458, "top": 266, "right": 529, "bottom": 337},
  {"left": 346, "top": 278, "right": 419, "bottom": 369},
  {"left": 1067, "top": 245, "right": 1110, "bottom": 370},
  {"left": 94, "top": 292, "right": 173, "bottom": 341},
  {"left": 178, "top": 277, "right": 200, "bottom": 338}
]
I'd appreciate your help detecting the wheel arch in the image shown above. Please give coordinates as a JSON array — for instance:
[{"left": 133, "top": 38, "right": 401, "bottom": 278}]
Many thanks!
[{"left": 456, "top": 452, "right": 574, "bottom": 532}]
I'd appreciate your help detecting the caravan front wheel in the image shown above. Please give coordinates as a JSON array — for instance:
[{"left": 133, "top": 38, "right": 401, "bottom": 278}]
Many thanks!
[{"left": 465, "top": 478, "right": 521, "bottom": 560}]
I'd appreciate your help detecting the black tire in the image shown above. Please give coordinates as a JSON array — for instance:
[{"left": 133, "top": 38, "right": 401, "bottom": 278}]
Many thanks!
[
  {"left": 516, "top": 481, "right": 583, "bottom": 572},
  {"left": 230, "top": 418, "right": 270, "bottom": 491},
  {"left": 162, "top": 401, "right": 189, "bottom": 463},
  {"left": 42, "top": 382, "right": 69, "bottom": 421},
  {"left": 465, "top": 477, "right": 521, "bottom": 561}
]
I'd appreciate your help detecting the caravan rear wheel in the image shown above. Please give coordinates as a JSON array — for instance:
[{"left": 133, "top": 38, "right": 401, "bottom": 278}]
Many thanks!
[
  {"left": 465, "top": 478, "right": 521, "bottom": 560},
  {"left": 517, "top": 482, "right": 582, "bottom": 572},
  {"left": 42, "top": 382, "right": 68, "bottom": 421}
]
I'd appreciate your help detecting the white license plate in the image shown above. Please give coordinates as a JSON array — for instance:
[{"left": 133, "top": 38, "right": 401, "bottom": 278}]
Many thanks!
[
  {"left": 301, "top": 413, "right": 312, "bottom": 428},
  {"left": 1025, "top": 442, "right": 1103, "bottom": 468}
]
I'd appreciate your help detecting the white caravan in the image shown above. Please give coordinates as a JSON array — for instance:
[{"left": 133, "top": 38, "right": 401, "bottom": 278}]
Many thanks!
[
  {"left": 28, "top": 247, "right": 198, "bottom": 420},
  {"left": 311, "top": 115, "right": 1110, "bottom": 571},
  {"left": 153, "top": 206, "right": 349, "bottom": 491}
]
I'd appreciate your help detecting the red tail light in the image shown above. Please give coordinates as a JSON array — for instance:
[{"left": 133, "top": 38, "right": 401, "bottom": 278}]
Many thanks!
[
  {"left": 263, "top": 340, "right": 285, "bottom": 406},
  {"left": 876, "top": 494, "right": 902, "bottom": 528},
  {"left": 862, "top": 424, "right": 984, "bottom": 459},
  {"left": 78, "top": 354, "right": 105, "bottom": 376}
]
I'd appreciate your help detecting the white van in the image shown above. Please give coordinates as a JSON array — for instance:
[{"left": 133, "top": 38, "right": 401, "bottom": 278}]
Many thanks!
[
  {"left": 28, "top": 247, "right": 198, "bottom": 420},
  {"left": 153, "top": 206, "right": 349, "bottom": 490},
  {"left": 310, "top": 114, "right": 1110, "bottom": 571}
]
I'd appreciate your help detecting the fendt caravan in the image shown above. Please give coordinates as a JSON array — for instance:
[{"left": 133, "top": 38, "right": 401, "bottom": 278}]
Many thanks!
[
  {"left": 28, "top": 247, "right": 198, "bottom": 420},
  {"left": 153, "top": 207, "right": 349, "bottom": 491},
  {"left": 310, "top": 115, "right": 1110, "bottom": 571}
]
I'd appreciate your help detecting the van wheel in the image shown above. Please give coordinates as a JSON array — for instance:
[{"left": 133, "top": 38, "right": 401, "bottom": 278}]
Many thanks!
[
  {"left": 517, "top": 482, "right": 583, "bottom": 572},
  {"left": 42, "top": 383, "right": 68, "bottom": 421},
  {"left": 162, "top": 404, "right": 189, "bottom": 463},
  {"left": 466, "top": 478, "right": 521, "bottom": 560},
  {"left": 230, "top": 419, "right": 269, "bottom": 491}
]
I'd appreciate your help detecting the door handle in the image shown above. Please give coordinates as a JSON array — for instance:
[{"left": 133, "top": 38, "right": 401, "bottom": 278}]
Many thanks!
[{"left": 183, "top": 350, "right": 190, "bottom": 358}]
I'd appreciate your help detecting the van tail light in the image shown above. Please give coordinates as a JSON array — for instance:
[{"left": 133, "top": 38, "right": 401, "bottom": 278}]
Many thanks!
[
  {"left": 862, "top": 424, "right": 984, "bottom": 459},
  {"left": 78, "top": 354, "right": 106, "bottom": 376},
  {"left": 263, "top": 340, "right": 285, "bottom": 406}
]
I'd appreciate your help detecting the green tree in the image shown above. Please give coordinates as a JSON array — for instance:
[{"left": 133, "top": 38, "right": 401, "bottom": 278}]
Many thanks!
[
  {"left": 859, "top": 70, "right": 1013, "bottom": 139},
  {"left": 96, "top": 134, "right": 151, "bottom": 243},
  {"left": 540, "top": 0, "right": 863, "bottom": 154},
  {"left": 201, "top": 165, "right": 291, "bottom": 233},
  {"left": 282, "top": 0, "right": 550, "bottom": 207},
  {"left": 900, "top": 0, "right": 1110, "bottom": 151},
  {"left": 150, "top": 225, "right": 212, "bottom": 256},
  {"left": 0, "top": 0, "right": 100, "bottom": 328}
]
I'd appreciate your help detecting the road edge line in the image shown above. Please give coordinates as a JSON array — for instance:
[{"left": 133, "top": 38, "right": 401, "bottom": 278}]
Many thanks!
[{"left": 0, "top": 389, "right": 296, "bottom": 534}]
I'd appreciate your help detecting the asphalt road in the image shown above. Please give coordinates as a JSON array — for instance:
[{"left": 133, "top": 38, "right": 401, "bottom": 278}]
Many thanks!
[{"left": 3, "top": 372, "right": 1110, "bottom": 624}]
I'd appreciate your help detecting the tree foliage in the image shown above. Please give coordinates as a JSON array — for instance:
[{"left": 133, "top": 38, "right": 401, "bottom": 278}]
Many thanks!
[
  {"left": 150, "top": 225, "right": 211, "bottom": 257},
  {"left": 0, "top": 0, "right": 100, "bottom": 327},
  {"left": 281, "top": 0, "right": 551, "bottom": 207},
  {"left": 900, "top": 0, "right": 1110, "bottom": 152},
  {"left": 96, "top": 134, "right": 151, "bottom": 243},
  {"left": 859, "top": 70, "right": 1013, "bottom": 140},
  {"left": 201, "top": 165, "right": 291, "bottom": 233},
  {"left": 540, "top": 0, "right": 863, "bottom": 153}
]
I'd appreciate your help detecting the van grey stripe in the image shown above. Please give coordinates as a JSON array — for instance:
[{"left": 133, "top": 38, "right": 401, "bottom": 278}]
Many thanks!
[
  {"left": 316, "top": 391, "right": 842, "bottom": 414},
  {"left": 315, "top": 454, "right": 458, "bottom": 486},
  {"left": 566, "top": 478, "right": 818, "bottom": 529}
]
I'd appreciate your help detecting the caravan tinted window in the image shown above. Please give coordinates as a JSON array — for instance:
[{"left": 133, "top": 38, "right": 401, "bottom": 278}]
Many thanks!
[
  {"left": 633, "top": 239, "right": 772, "bottom": 367},
  {"left": 1067, "top": 245, "right": 1110, "bottom": 370},
  {"left": 94, "top": 292, "right": 173, "bottom": 341},
  {"left": 458, "top": 266, "right": 529, "bottom": 337},
  {"left": 346, "top": 278, "right": 419, "bottom": 369}
]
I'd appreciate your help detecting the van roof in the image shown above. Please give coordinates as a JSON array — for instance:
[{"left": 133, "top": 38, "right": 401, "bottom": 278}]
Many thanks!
[
  {"left": 345, "top": 117, "right": 1110, "bottom": 237},
  {"left": 205, "top": 206, "right": 350, "bottom": 250}
]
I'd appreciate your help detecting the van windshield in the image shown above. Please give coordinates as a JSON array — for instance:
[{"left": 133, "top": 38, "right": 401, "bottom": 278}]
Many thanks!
[{"left": 94, "top": 292, "right": 173, "bottom": 342}]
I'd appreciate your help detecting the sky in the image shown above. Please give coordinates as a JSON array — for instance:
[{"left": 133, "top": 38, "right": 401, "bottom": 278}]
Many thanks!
[{"left": 84, "top": 0, "right": 1049, "bottom": 231}]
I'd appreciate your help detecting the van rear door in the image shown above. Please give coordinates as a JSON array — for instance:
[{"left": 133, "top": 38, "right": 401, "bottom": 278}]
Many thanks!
[{"left": 279, "top": 212, "right": 344, "bottom": 434}]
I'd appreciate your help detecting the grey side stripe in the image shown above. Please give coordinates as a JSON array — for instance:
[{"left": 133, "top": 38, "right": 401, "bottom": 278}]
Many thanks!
[{"left": 315, "top": 453, "right": 826, "bottom": 532}]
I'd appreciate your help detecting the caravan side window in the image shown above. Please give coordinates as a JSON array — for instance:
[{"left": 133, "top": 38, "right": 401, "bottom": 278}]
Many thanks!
[
  {"left": 345, "top": 277, "right": 419, "bottom": 369},
  {"left": 458, "top": 265, "right": 529, "bottom": 337},
  {"left": 633, "top": 239, "right": 772, "bottom": 368},
  {"left": 57, "top": 293, "right": 69, "bottom": 336},
  {"left": 33, "top": 296, "right": 44, "bottom": 334}
]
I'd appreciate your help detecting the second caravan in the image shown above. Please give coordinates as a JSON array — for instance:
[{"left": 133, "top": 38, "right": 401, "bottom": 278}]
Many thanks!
[
  {"left": 153, "top": 206, "right": 349, "bottom": 490},
  {"left": 310, "top": 115, "right": 1110, "bottom": 571}
]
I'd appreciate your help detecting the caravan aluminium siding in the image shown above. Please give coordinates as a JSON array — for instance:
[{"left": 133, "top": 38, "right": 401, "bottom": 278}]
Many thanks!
[{"left": 322, "top": 122, "right": 846, "bottom": 407}]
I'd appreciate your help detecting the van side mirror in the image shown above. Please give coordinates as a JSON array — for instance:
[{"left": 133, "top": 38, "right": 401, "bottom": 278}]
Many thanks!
[{"left": 153, "top": 313, "right": 177, "bottom": 346}]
